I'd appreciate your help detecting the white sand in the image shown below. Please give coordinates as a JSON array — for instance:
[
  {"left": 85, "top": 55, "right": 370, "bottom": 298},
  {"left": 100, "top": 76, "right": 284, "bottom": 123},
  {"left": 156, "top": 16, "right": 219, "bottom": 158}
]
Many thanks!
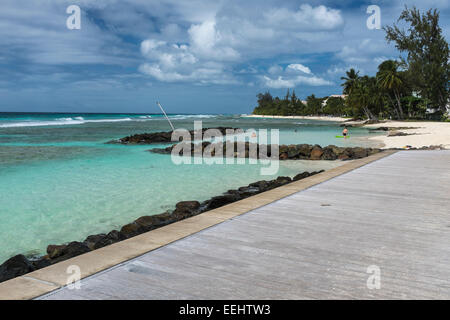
[
  {"left": 364, "top": 121, "right": 450, "bottom": 149},
  {"left": 241, "top": 114, "right": 349, "bottom": 122}
]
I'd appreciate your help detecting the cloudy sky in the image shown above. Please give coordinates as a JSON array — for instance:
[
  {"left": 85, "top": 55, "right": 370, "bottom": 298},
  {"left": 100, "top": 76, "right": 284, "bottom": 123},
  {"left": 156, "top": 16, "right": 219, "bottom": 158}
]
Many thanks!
[{"left": 0, "top": 0, "right": 448, "bottom": 114}]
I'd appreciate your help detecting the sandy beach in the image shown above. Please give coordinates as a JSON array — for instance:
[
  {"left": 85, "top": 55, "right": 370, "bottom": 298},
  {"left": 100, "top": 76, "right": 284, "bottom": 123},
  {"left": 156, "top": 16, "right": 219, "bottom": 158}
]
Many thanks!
[
  {"left": 242, "top": 115, "right": 450, "bottom": 149},
  {"left": 241, "top": 114, "right": 349, "bottom": 122},
  {"left": 363, "top": 121, "right": 450, "bottom": 149}
]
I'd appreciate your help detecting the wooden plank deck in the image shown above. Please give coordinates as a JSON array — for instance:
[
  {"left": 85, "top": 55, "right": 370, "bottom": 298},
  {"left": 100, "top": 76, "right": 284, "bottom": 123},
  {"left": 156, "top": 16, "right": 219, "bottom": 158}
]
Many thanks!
[{"left": 38, "top": 150, "right": 450, "bottom": 299}]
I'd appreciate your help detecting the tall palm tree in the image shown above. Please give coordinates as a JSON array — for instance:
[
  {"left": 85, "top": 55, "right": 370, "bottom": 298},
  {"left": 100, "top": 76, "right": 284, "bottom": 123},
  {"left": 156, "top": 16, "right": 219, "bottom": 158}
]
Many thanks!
[
  {"left": 351, "top": 76, "right": 378, "bottom": 120},
  {"left": 340, "top": 68, "right": 360, "bottom": 95},
  {"left": 376, "top": 60, "right": 405, "bottom": 119}
]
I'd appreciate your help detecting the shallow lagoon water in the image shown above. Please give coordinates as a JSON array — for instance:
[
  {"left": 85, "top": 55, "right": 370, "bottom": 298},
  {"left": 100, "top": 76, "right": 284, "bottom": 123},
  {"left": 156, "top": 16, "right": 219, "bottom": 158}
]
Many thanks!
[{"left": 0, "top": 113, "right": 381, "bottom": 261}]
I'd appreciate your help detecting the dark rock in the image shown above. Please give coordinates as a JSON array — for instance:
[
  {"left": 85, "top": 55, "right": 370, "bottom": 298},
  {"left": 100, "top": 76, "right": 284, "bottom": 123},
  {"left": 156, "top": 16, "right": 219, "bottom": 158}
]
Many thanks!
[
  {"left": 296, "top": 144, "right": 313, "bottom": 158},
  {"left": 279, "top": 145, "right": 289, "bottom": 154},
  {"left": 388, "top": 131, "right": 411, "bottom": 137},
  {"left": 49, "top": 242, "right": 91, "bottom": 263},
  {"left": 205, "top": 194, "right": 241, "bottom": 210},
  {"left": 364, "top": 119, "right": 381, "bottom": 124},
  {"left": 236, "top": 186, "right": 260, "bottom": 198},
  {"left": 149, "top": 142, "right": 379, "bottom": 161},
  {"left": 47, "top": 244, "right": 67, "bottom": 259},
  {"left": 338, "top": 148, "right": 353, "bottom": 160},
  {"left": 134, "top": 215, "right": 160, "bottom": 231},
  {"left": 310, "top": 145, "right": 323, "bottom": 160},
  {"left": 107, "top": 230, "right": 123, "bottom": 241},
  {"left": 31, "top": 256, "right": 51, "bottom": 269},
  {"left": 279, "top": 152, "right": 289, "bottom": 160},
  {"left": 0, "top": 254, "right": 35, "bottom": 283},
  {"left": 170, "top": 201, "right": 202, "bottom": 220},
  {"left": 293, "top": 172, "right": 311, "bottom": 181},
  {"left": 109, "top": 127, "right": 238, "bottom": 145},
  {"left": 249, "top": 180, "right": 269, "bottom": 191},
  {"left": 84, "top": 233, "right": 114, "bottom": 250},
  {"left": 119, "top": 222, "right": 141, "bottom": 239},
  {"left": 321, "top": 146, "right": 338, "bottom": 160},
  {"left": 287, "top": 145, "right": 300, "bottom": 158},
  {"left": 176, "top": 201, "right": 200, "bottom": 212},
  {"left": 275, "top": 176, "right": 292, "bottom": 184},
  {"left": 352, "top": 147, "right": 368, "bottom": 159},
  {"left": 371, "top": 126, "right": 389, "bottom": 131},
  {"left": 328, "top": 145, "right": 344, "bottom": 156}
]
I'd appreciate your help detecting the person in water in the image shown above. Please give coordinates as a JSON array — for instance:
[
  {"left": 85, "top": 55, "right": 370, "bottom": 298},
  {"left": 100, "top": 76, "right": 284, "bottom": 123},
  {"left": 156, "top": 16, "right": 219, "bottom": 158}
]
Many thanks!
[{"left": 342, "top": 126, "right": 349, "bottom": 138}]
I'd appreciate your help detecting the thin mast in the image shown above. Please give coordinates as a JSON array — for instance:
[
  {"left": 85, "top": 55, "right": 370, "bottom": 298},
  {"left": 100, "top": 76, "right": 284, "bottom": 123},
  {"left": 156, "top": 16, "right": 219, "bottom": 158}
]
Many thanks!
[{"left": 156, "top": 101, "right": 175, "bottom": 131}]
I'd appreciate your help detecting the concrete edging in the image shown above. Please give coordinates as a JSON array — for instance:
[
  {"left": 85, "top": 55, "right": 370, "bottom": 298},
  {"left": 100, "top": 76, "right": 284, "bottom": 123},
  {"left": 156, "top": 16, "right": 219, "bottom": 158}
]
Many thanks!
[{"left": 0, "top": 150, "right": 397, "bottom": 300}]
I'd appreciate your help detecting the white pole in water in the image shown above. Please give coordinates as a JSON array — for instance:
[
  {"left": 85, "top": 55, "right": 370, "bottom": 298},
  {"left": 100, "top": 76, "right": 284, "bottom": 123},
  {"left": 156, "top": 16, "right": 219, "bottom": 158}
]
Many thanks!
[{"left": 156, "top": 101, "right": 175, "bottom": 131}]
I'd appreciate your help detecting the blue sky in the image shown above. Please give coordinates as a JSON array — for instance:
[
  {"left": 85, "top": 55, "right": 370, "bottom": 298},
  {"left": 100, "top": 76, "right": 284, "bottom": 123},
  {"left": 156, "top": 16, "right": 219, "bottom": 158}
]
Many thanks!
[{"left": 0, "top": 0, "right": 449, "bottom": 114}]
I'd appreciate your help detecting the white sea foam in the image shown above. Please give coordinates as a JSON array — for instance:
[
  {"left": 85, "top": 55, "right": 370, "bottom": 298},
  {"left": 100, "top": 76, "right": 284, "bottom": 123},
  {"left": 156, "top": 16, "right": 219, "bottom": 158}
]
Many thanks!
[
  {"left": 0, "top": 115, "right": 219, "bottom": 128},
  {"left": 169, "top": 114, "right": 217, "bottom": 120},
  {"left": 0, "top": 117, "right": 133, "bottom": 128},
  {"left": 0, "top": 119, "right": 85, "bottom": 128},
  {"left": 84, "top": 118, "right": 133, "bottom": 123}
]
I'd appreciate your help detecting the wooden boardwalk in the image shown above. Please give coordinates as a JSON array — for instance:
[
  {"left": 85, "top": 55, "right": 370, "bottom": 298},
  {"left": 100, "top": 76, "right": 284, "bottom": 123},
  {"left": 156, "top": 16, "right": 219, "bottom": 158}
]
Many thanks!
[{"left": 39, "top": 150, "right": 450, "bottom": 299}]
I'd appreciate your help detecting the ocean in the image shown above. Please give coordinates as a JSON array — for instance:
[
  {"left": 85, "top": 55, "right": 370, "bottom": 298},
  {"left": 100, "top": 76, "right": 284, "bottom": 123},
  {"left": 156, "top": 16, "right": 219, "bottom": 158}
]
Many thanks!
[{"left": 0, "top": 113, "right": 380, "bottom": 261}]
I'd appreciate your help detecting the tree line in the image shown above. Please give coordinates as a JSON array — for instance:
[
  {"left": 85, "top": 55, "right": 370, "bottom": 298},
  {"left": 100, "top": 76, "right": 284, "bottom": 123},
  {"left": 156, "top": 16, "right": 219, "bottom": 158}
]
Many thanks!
[{"left": 252, "top": 7, "right": 449, "bottom": 121}]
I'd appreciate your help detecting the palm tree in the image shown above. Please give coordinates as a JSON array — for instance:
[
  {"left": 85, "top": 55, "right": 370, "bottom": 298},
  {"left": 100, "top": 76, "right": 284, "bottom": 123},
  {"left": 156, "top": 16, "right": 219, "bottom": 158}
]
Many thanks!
[
  {"left": 376, "top": 60, "right": 405, "bottom": 119},
  {"left": 340, "top": 68, "right": 360, "bottom": 95},
  {"left": 347, "top": 76, "right": 379, "bottom": 120}
]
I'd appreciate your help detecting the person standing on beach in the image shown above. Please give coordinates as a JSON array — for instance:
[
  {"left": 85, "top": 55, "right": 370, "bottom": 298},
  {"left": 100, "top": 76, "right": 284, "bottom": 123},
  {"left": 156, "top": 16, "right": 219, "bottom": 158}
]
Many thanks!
[{"left": 342, "top": 126, "right": 349, "bottom": 139}]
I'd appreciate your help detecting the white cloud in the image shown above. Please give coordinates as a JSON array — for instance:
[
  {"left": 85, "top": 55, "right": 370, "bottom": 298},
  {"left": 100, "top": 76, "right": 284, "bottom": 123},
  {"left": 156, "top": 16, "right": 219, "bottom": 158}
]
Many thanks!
[
  {"left": 263, "top": 76, "right": 295, "bottom": 89},
  {"left": 263, "top": 75, "right": 333, "bottom": 88},
  {"left": 287, "top": 64, "right": 311, "bottom": 74},
  {"left": 0, "top": 0, "right": 137, "bottom": 66},
  {"left": 139, "top": 22, "right": 239, "bottom": 84},
  {"left": 262, "top": 63, "right": 332, "bottom": 88},
  {"left": 138, "top": 2, "right": 346, "bottom": 84},
  {"left": 264, "top": 4, "right": 344, "bottom": 31}
]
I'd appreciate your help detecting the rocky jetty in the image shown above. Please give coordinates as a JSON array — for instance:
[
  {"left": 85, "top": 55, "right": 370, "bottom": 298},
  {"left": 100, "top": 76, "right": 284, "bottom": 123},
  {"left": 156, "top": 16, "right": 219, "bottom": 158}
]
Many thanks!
[
  {"left": 0, "top": 169, "right": 324, "bottom": 283},
  {"left": 107, "top": 127, "right": 238, "bottom": 144},
  {"left": 150, "top": 142, "right": 381, "bottom": 161}
]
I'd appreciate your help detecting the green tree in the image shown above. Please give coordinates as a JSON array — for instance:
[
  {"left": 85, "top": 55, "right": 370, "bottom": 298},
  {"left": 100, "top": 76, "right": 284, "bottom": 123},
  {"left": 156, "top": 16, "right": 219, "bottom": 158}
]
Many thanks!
[
  {"left": 340, "top": 68, "right": 360, "bottom": 95},
  {"left": 349, "top": 76, "right": 379, "bottom": 120},
  {"left": 306, "top": 94, "right": 323, "bottom": 115},
  {"left": 376, "top": 60, "right": 406, "bottom": 119},
  {"left": 323, "top": 97, "right": 346, "bottom": 116},
  {"left": 384, "top": 6, "right": 450, "bottom": 112}
]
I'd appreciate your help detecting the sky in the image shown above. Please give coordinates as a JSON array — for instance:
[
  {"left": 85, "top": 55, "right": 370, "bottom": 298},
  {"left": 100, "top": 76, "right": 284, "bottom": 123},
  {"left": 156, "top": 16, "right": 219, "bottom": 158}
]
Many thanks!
[{"left": 0, "top": 0, "right": 449, "bottom": 114}]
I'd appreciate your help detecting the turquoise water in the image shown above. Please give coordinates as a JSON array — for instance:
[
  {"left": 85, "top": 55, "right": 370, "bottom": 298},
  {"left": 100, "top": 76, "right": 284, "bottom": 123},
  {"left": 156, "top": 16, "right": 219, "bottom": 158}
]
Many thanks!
[{"left": 0, "top": 113, "right": 380, "bottom": 261}]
